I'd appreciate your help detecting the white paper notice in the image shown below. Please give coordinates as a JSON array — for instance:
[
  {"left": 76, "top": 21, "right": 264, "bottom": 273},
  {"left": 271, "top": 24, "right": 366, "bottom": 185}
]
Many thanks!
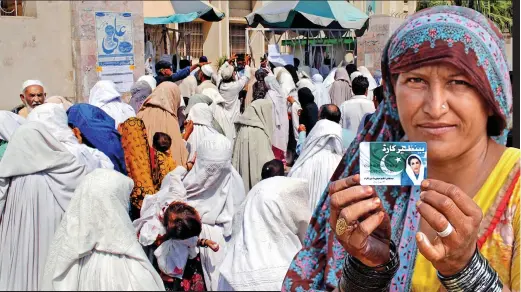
[{"left": 95, "top": 11, "right": 135, "bottom": 93}]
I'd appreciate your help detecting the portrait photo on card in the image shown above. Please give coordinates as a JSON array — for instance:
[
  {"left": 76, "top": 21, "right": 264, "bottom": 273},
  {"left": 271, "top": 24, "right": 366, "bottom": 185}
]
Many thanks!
[{"left": 360, "top": 142, "right": 427, "bottom": 186}]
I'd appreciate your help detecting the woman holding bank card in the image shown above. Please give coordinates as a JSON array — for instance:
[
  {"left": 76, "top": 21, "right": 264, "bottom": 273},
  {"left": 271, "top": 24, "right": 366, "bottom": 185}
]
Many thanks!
[{"left": 284, "top": 6, "right": 518, "bottom": 292}]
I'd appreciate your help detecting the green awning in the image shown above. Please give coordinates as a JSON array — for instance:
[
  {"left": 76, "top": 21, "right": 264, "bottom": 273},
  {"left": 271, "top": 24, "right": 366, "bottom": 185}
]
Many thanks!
[{"left": 281, "top": 37, "right": 355, "bottom": 46}]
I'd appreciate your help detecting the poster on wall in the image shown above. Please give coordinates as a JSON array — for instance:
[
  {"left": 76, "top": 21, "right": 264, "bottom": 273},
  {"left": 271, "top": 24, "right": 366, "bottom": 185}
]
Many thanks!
[{"left": 95, "top": 11, "right": 135, "bottom": 92}]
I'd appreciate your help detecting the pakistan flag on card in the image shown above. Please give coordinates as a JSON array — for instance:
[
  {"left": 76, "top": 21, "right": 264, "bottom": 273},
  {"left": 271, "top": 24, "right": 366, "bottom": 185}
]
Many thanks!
[{"left": 360, "top": 142, "right": 427, "bottom": 186}]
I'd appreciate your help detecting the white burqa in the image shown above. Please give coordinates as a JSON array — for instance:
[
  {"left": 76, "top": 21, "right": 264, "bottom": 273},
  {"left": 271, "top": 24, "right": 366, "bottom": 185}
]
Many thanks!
[
  {"left": 138, "top": 75, "right": 157, "bottom": 91},
  {"left": 88, "top": 80, "right": 136, "bottom": 127},
  {"left": 41, "top": 169, "right": 165, "bottom": 291},
  {"left": 274, "top": 67, "right": 301, "bottom": 143},
  {"left": 217, "top": 177, "right": 311, "bottom": 291},
  {"left": 288, "top": 119, "right": 344, "bottom": 213},
  {"left": 311, "top": 73, "right": 332, "bottom": 109},
  {"left": 0, "top": 111, "right": 25, "bottom": 142},
  {"left": 339, "top": 95, "right": 376, "bottom": 132},
  {"left": 202, "top": 88, "right": 237, "bottom": 142},
  {"left": 323, "top": 67, "right": 338, "bottom": 92},
  {"left": 0, "top": 122, "right": 88, "bottom": 290},
  {"left": 184, "top": 134, "right": 246, "bottom": 290},
  {"left": 265, "top": 76, "right": 289, "bottom": 154},
  {"left": 186, "top": 103, "right": 219, "bottom": 161},
  {"left": 27, "top": 103, "right": 114, "bottom": 172},
  {"left": 175, "top": 75, "right": 198, "bottom": 99}
]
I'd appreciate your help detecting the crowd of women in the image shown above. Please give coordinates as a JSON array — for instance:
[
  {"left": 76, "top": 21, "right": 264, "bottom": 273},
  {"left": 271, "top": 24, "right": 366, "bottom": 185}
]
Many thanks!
[{"left": 0, "top": 5, "right": 518, "bottom": 292}]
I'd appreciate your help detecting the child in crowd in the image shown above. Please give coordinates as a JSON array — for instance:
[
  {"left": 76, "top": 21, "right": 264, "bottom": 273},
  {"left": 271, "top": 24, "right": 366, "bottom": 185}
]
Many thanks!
[
  {"left": 150, "top": 132, "right": 177, "bottom": 190},
  {"left": 154, "top": 202, "right": 218, "bottom": 291}
]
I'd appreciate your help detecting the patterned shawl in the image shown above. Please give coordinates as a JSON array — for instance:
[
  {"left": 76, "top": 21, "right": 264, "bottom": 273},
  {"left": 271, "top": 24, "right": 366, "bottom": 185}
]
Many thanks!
[
  {"left": 117, "top": 117, "right": 156, "bottom": 219},
  {"left": 283, "top": 6, "right": 512, "bottom": 292}
]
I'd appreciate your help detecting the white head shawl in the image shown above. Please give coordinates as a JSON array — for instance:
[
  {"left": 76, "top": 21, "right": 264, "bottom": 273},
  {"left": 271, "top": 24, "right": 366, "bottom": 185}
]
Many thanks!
[
  {"left": 175, "top": 75, "right": 198, "bottom": 100},
  {"left": 265, "top": 76, "right": 289, "bottom": 152},
  {"left": 27, "top": 103, "right": 113, "bottom": 173},
  {"left": 298, "top": 66, "right": 311, "bottom": 79},
  {"left": 311, "top": 73, "right": 332, "bottom": 109},
  {"left": 323, "top": 67, "right": 338, "bottom": 91},
  {"left": 202, "top": 88, "right": 236, "bottom": 141},
  {"left": 0, "top": 111, "right": 25, "bottom": 142},
  {"left": 296, "top": 78, "right": 316, "bottom": 92},
  {"left": 184, "top": 133, "right": 245, "bottom": 235},
  {"left": 0, "top": 122, "right": 89, "bottom": 219},
  {"left": 350, "top": 71, "right": 363, "bottom": 82},
  {"left": 288, "top": 119, "right": 343, "bottom": 212},
  {"left": 186, "top": 103, "right": 219, "bottom": 161},
  {"left": 310, "top": 68, "right": 320, "bottom": 77},
  {"left": 138, "top": 75, "right": 157, "bottom": 90},
  {"left": 357, "top": 66, "right": 378, "bottom": 90},
  {"left": 88, "top": 80, "right": 136, "bottom": 127},
  {"left": 274, "top": 67, "right": 297, "bottom": 98},
  {"left": 41, "top": 169, "right": 165, "bottom": 291},
  {"left": 217, "top": 176, "right": 311, "bottom": 291}
]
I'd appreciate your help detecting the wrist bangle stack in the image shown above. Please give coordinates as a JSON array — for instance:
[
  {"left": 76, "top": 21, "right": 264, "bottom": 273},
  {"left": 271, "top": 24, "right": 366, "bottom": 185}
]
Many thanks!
[
  {"left": 437, "top": 248, "right": 503, "bottom": 292},
  {"left": 339, "top": 241, "right": 400, "bottom": 292}
]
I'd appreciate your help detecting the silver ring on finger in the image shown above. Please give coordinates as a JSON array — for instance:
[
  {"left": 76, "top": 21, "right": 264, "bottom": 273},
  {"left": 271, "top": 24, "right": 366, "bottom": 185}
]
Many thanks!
[{"left": 436, "top": 222, "right": 454, "bottom": 238}]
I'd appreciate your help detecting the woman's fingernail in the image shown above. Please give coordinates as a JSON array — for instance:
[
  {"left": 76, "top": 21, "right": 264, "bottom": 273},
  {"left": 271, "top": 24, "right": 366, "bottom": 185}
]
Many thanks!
[
  {"left": 421, "top": 180, "right": 430, "bottom": 189},
  {"left": 365, "top": 186, "right": 373, "bottom": 193},
  {"left": 416, "top": 200, "right": 422, "bottom": 208},
  {"left": 417, "top": 232, "right": 424, "bottom": 242},
  {"left": 373, "top": 197, "right": 380, "bottom": 205},
  {"left": 420, "top": 191, "right": 426, "bottom": 200}
]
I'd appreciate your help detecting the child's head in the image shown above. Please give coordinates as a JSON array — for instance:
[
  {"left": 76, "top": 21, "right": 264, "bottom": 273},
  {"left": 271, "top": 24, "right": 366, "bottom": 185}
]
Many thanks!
[
  {"left": 162, "top": 202, "right": 202, "bottom": 240},
  {"left": 261, "top": 159, "right": 285, "bottom": 180},
  {"left": 153, "top": 132, "right": 172, "bottom": 153}
]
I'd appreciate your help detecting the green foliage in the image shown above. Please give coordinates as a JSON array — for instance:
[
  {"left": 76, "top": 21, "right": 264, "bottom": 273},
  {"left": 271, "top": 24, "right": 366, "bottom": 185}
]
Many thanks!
[
  {"left": 416, "top": 0, "right": 512, "bottom": 33},
  {"left": 217, "top": 55, "right": 228, "bottom": 68}
]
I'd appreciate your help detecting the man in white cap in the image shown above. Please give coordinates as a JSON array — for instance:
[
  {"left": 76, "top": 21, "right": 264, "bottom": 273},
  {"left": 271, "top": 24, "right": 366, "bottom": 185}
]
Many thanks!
[
  {"left": 18, "top": 80, "right": 46, "bottom": 118},
  {"left": 196, "top": 64, "right": 218, "bottom": 94},
  {"left": 216, "top": 55, "right": 251, "bottom": 123}
]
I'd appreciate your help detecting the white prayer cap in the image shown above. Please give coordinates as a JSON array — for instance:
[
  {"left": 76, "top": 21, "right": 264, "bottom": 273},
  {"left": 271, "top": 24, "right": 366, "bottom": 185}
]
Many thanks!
[
  {"left": 350, "top": 71, "right": 363, "bottom": 82},
  {"left": 220, "top": 62, "right": 235, "bottom": 80},
  {"left": 201, "top": 64, "right": 214, "bottom": 77},
  {"left": 21, "top": 80, "right": 45, "bottom": 93}
]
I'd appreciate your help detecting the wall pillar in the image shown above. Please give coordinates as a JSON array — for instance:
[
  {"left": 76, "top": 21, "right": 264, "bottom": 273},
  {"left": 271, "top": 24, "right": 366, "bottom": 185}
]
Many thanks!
[{"left": 70, "top": 1, "right": 144, "bottom": 102}]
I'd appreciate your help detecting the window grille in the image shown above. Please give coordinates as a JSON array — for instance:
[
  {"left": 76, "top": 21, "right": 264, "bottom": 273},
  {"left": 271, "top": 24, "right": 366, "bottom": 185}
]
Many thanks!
[
  {"left": 230, "top": 24, "right": 247, "bottom": 56},
  {"left": 0, "top": 0, "right": 24, "bottom": 16}
]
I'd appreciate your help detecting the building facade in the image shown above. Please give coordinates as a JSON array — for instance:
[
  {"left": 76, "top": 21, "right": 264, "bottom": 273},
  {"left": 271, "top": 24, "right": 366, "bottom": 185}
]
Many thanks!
[{"left": 0, "top": 0, "right": 513, "bottom": 111}]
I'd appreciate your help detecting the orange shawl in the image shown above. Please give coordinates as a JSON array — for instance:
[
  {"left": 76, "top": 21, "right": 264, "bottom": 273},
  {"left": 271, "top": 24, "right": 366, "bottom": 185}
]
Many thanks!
[{"left": 118, "top": 117, "right": 155, "bottom": 215}]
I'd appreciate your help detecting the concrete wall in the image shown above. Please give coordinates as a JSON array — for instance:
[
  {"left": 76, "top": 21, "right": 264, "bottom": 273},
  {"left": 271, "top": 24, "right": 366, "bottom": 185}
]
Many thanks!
[
  {"left": 357, "top": 15, "right": 405, "bottom": 73},
  {"left": 71, "top": 1, "right": 144, "bottom": 103},
  {"left": 0, "top": 1, "right": 74, "bottom": 110}
]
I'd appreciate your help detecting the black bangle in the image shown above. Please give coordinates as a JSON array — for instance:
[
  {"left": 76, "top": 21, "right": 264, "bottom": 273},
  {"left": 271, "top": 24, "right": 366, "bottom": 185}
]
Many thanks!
[
  {"left": 437, "top": 248, "right": 503, "bottom": 292},
  {"left": 339, "top": 241, "right": 400, "bottom": 292}
]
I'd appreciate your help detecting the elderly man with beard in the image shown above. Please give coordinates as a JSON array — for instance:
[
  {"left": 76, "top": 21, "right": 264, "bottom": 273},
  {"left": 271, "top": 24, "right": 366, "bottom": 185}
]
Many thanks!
[{"left": 17, "top": 80, "right": 46, "bottom": 118}]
